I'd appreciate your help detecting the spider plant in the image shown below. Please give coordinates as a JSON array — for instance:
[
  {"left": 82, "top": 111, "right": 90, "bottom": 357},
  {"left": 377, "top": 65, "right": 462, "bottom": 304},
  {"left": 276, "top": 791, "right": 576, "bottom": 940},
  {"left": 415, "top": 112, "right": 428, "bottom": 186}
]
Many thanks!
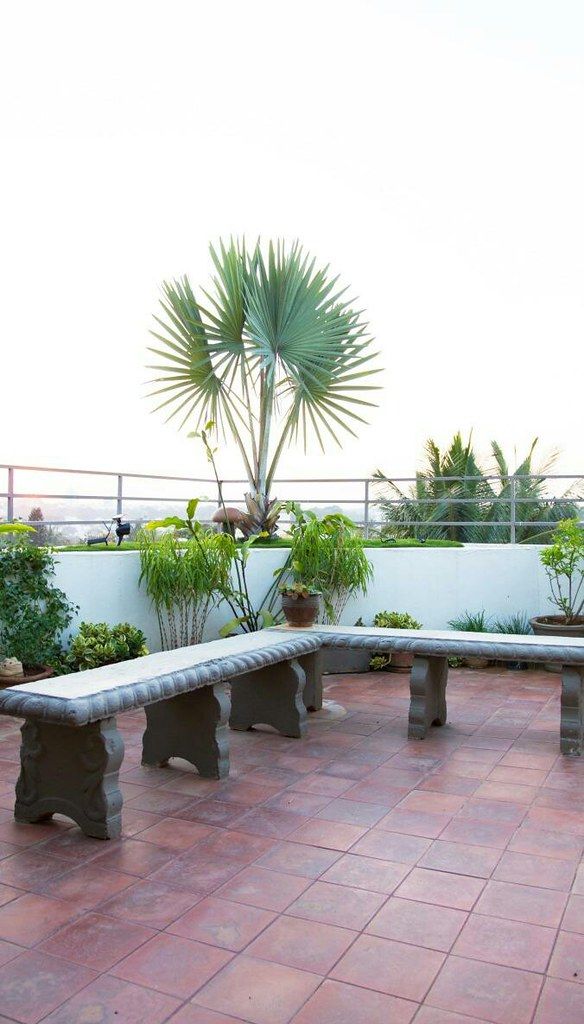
[{"left": 148, "top": 238, "right": 381, "bottom": 532}]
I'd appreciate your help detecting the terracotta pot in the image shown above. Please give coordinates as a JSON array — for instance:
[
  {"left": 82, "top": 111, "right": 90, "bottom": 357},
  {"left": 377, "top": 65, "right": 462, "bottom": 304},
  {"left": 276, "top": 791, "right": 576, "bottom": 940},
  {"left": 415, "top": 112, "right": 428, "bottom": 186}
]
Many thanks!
[
  {"left": 388, "top": 651, "right": 414, "bottom": 674},
  {"left": 0, "top": 665, "right": 54, "bottom": 690},
  {"left": 530, "top": 616, "right": 584, "bottom": 671},
  {"left": 281, "top": 593, "right": 320, "bottom": 628},
  {"left": 462, "top": 656, "right": 491, "bottom": 670}
]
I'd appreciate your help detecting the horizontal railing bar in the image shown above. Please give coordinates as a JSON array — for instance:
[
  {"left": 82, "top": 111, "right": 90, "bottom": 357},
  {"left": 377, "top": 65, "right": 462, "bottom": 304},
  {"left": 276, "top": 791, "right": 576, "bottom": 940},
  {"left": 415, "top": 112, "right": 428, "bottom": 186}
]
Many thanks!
[{"left": 0, "top": 464, "right": 216, "bottom": 483}]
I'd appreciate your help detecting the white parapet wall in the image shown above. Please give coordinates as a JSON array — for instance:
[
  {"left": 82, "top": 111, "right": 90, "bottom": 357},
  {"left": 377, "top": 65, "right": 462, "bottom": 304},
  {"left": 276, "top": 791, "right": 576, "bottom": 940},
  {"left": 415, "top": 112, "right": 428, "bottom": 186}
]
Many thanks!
[{"left": 53, "top": 546, "right": 555, "bottom": 652}]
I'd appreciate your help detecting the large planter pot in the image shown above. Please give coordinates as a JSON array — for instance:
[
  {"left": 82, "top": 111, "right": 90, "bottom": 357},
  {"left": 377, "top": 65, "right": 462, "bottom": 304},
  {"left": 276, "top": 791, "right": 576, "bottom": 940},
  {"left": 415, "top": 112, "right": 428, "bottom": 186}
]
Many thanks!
[
  {"left": 281, "top": 593, "right": 320, "bottom": 628},
  {"left": 0, "top": 665, "right": 54, "bottom": 690},
  {"left": 322, "top": 647, "right": 371, "bottom": 675},
  {"left": 530, "top": 616, "right": 584, "bottom": 672}
]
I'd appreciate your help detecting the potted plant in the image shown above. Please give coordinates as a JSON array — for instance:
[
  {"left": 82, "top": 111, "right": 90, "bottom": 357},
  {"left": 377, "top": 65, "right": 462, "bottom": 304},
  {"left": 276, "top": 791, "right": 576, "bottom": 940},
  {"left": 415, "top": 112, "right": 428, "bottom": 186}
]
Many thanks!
[
  {"left": 531, "top": 519, "right": 584, "bottom": 638},
  {"left": 280, "top": 583, "right": 321, "bottom": 627},
  {"left": 447, "top": 610, "right": 492, "bottom": 668},
  {"left": 493, "top": 613, "right": 532, "bottom": 670},
  {"left": 530, "top": 519, "right": 584, "bottom": 670},
  {"left": 283, "top": 504, "right": 373, "bottom": 671},
  {"left": 370, "top": 610, "right": 422, "bottom": 672},
  {"left": 0, "top": 542, "right": 77, "bottom": 686}
]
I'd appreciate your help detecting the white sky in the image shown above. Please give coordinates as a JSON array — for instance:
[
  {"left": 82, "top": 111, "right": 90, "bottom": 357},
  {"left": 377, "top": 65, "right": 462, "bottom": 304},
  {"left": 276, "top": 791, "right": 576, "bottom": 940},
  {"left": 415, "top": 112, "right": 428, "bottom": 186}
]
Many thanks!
[{"left": 1, "top": 0, "right": 583, "bottom": 494}]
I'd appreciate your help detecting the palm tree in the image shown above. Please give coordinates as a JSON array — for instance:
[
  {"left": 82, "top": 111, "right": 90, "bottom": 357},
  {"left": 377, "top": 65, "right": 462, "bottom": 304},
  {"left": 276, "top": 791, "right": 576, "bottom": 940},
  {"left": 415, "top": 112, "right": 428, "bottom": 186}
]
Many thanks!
[
  {"left": 375, "top": 435, "right": 580, "bottom": 543},
  {"left": 148, "top": 239, "right": 381, "bottom": 531}
]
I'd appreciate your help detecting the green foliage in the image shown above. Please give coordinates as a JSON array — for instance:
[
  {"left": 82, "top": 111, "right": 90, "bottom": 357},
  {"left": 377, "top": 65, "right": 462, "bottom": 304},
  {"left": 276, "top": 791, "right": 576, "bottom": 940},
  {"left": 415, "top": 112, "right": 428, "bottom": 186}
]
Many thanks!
[
  {"left": 448, "top": 610, "right": 491, "bottom": 632},
  {"left": 282, "top": 503, "right": 373, "bottom": 623},
  {"left": 56, "top": 537, "right": 462, "bottom": 552},
  {"left": 279, "top": 582, "right": 320, "bottom": 598},
  {"left": 64, "top": 622, "right": 148, "bottom": 672},
  {"left": 492, "top": 613, "right": 532, "bottom": 635},
  {"left": 539, "top": 518, "right": 584, "bottom": 623},
  {"left": 148, "top": 238, "right": 381, "bottom": 531},
  {"left": 375, "top": 434, "right": 580, "bottom": 543},
  {"left": 370, "top": 610, "right": 422, "bottom": 669},
  {"left": 139, "top": 526, "right": 234, "bottom": 648},
  {"left": 0, "top": 544, "right": 77, "bottom": 669},
  {"left": 0, "top": 522, "right": 35, "bottom": 536},
  {"left": 373, "top": 610, "right": 422, "bottom": 629},
  {"left": 370, "top": 655, "right": 391, "bottom": 671}
]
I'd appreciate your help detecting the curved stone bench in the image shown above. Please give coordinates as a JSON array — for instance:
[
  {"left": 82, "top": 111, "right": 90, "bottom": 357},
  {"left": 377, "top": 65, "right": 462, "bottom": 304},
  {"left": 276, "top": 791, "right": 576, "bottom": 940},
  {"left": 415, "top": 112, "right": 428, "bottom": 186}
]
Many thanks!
[
  {"left": 300, "top": 625, "right": 584, "bottom": 755},
  {"left": 0, "top": 630, "right": 321, "bottom": 840}
]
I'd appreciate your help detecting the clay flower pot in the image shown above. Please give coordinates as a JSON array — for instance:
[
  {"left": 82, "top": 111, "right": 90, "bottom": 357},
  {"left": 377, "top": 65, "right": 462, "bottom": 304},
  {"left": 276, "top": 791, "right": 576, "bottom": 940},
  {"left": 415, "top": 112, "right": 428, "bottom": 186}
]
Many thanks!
[
  {"left": 281, "top": 593, "right": 320, "bottom": 628},
  {"left": 530, "top": 615, "right": 584, "bottom": 671}
]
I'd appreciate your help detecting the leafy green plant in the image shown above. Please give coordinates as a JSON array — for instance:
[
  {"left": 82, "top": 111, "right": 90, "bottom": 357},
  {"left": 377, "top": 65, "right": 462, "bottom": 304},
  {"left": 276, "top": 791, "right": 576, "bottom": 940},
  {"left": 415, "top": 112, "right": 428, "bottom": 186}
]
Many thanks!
[
  {"left": 65, "top": 622, "right": 148, "bottom": 671},
  {"left": 148, "top": 238, "right": 381, "bottom": 533},
  {"left": 373, "top": 610, "right": 422, "bottom": 629},
  {"left": 370, "top": 610, "right": 422, "bottom": 668},
  {"left": 375, "top": 434, "right": 580, "bottom": 543},
  {"left": 281, "top": 503, "right": 373, "bottom": 623},
  {"left": 493, "top": 613, "right": 532, "bottom": 635},
  {"left": 139, "top": 514, "right": 235, "bottom": 648},
  {"left": 539, "top": 518, "right": 584, "bottom": 623},
  {"left": 448, "top": 610, "right": 491, "bottom": 632},
  {"left": 0, "top": 522, "right": 35, "bottom": 536},
  {"left": 279, "top": 582, "right": 320, "bottom": 599},
  {"left": 0, "top": 544, "right": 77, "bottom": 669}
]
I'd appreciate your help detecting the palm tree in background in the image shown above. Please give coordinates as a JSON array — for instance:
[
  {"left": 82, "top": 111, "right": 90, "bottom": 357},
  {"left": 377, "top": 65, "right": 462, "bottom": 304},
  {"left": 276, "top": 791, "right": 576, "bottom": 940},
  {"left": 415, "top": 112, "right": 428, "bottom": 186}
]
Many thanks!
[
  {"left": 374, "top": 434, "right": 580, "bottom": 543},
  {"left": 148, "top": 239, "right": 381, "bottom": 532}
]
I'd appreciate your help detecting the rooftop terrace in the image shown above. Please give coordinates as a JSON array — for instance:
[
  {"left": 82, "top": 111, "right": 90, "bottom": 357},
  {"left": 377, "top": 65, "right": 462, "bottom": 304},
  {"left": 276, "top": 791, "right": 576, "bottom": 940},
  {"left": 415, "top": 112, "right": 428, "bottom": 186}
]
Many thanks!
[{"left": 0, "top": 666, "right": 581, "bottom": 1023}]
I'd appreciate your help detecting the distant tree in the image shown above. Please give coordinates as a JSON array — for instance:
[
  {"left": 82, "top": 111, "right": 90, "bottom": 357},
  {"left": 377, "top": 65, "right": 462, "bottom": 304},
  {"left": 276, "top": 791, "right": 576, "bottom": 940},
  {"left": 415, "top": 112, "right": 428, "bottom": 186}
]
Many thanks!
[{"left": 27, "top": 507, "right": 64, "bottom": 547}]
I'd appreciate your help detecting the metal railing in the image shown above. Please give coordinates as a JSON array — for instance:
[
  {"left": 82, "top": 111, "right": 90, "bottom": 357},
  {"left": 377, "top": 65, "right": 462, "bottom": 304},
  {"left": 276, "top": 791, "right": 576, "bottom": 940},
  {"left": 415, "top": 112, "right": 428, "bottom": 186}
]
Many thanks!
[{"left": 1, "top": 463, "right": 582, "bottom": 542}]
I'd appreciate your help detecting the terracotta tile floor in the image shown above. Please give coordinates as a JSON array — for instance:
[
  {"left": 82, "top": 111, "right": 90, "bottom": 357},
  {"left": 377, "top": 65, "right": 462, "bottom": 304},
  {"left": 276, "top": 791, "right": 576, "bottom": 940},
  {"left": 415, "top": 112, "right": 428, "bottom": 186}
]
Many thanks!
[{"left": 0, "top": 666, "right": 583, "bottom": 1023}]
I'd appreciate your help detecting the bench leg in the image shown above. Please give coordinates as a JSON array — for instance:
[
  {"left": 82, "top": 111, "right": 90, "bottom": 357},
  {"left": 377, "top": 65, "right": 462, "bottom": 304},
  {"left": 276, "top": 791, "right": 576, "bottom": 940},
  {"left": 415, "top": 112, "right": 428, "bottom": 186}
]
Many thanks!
[
  {"left": 299, "top": 650, "right": 323, "bottom": 712},
  {"left": 14, "top": 717, "right": 124, "bottom": 840},
  {"left": 230, "top": 658, "right": 308, "bottom": 738},
  {"left": 408, "top": 656, "right": 449, "bottom": 740},
  {"left": 142, "top": 683, "right": 230, "bottom": 779},
  {"left": 561, "top": 666, "right": 584, "bottom": 756}
]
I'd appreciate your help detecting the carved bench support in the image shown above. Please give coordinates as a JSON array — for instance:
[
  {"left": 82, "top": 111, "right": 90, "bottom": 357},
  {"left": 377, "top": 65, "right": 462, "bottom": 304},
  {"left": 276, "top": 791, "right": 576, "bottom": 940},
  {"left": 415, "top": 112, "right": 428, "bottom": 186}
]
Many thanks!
[
  {"left": 230, "top": 658, "right": 308, "bottom": 738},
  {"left": 15, "top": 717, "right": 124, "bottom": 840},
  {"left": 299, "top": 649, "right": 323, "bottom": 712},
  {"left": 560, "top": 666, "right": 584, "bottom": 756},
  {"left": 142, "top": 683, "right": 230, "bottom": 779},
  {"left": 408, "top": 655, "right": 449, "bottom": 739}
]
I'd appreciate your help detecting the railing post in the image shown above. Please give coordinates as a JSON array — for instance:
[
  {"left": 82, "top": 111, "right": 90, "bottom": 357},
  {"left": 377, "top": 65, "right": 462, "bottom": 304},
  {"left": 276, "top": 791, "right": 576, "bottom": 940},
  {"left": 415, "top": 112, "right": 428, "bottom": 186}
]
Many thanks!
[
  {"left": 510, "top": 477, "right": 516, "bottom": 544},
  {"left": 364, "top": 479, "right": 370, "bottom": 539},
  {"left": 7, "top": 467, "right": 14, "bottom": 522},
  {"left": 116, "top": 474, "right": 123, "bottom": 518}
]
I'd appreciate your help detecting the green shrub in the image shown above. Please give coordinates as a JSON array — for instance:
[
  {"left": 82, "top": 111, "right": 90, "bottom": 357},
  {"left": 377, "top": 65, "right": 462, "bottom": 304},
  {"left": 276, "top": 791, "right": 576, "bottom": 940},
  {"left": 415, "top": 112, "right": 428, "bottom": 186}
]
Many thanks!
[
  {"left": 65, "top": 622, "right": 148, "bottom": 672},
  {"left": 370, "top": 609, "right": 422, "bottom": 669},
  {"left": 539, "top": 518, "right": 584, "bottom": 623},
  {"left": 0, "top": 544, "right": 76, "bottom": 670},
  {"left": 373, "top": 610, "right": 422, "bottom": 629}
]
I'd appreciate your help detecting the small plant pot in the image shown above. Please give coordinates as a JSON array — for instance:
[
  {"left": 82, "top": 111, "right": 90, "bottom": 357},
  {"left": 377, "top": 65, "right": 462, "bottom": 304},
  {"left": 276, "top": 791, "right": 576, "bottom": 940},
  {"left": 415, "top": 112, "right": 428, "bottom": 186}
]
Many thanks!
[
  {"left": 281, "top": 593, "right": 320, "bottom": 628},
  {"left": 462, "top": 657, "right": 491, "bottom": 670},
  {"left": 388, "top": 651, "right": 414, "bottom": 674},
  {"left": 530, "top": 616, "right": 584, "bottom": 671}
]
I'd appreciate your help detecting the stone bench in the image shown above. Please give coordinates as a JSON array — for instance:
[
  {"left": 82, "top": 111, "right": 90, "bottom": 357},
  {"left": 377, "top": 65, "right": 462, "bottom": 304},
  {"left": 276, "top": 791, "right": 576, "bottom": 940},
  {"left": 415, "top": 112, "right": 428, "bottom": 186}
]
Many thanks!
[
  {"left": 292, "top": 625, "right": 584, "bottom": 755},
  {"left": 0, "top": 630, "right": 321, "bottom": 840}
]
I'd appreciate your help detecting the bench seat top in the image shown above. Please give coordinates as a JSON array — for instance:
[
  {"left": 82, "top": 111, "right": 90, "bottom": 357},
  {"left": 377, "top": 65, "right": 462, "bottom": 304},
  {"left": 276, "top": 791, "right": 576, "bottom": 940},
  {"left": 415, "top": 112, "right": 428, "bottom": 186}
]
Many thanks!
[
  {"left": 283, "top": 624, "right": 584, "bottom": 665},
  {"left": 0, "top": 630, "right": 321, "bottom": 726}
]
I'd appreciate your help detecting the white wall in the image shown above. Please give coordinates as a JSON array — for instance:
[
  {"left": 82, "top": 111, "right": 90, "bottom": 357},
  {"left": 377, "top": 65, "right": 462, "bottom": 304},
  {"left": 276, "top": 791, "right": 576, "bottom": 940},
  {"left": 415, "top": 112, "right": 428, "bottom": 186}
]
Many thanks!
[{"left": 54, "top": 546, "right": 555, "bottom": 652}]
